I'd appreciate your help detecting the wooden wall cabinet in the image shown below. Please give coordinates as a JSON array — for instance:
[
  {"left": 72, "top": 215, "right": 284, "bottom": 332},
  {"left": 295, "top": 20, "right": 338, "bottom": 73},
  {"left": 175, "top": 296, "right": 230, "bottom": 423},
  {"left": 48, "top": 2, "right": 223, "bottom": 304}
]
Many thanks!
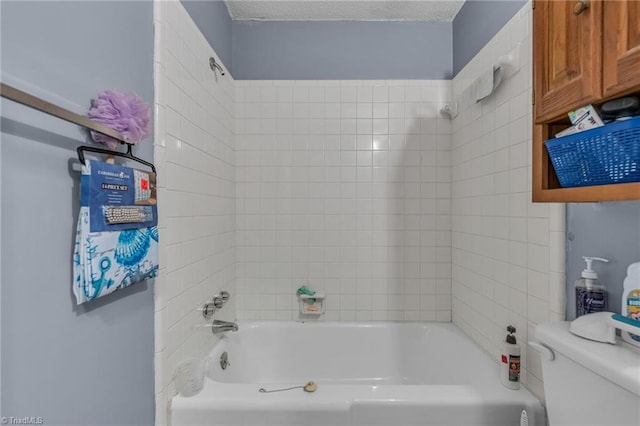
[
  {"left": 533, "top": 0, "right": 602, "bottom": 123},
  {"left": 603, "top": 0, "right": 640, "bottom": 98},
  {"left": 532, "top": 0, "right": 640, "bottom": 202}
]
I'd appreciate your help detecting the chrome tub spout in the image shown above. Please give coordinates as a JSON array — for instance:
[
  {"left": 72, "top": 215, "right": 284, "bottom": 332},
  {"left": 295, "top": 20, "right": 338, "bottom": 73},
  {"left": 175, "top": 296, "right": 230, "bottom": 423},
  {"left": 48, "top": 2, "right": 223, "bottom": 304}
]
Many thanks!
[{"left": 211, "top": 319, "right": 239, "bottom": 334}]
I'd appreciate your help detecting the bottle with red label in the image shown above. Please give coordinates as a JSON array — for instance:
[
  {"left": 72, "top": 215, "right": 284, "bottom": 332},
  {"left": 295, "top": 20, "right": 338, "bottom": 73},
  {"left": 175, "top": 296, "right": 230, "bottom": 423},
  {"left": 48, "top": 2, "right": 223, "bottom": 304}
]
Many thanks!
[{"left": 501, "top": 325, "right": 520, "bottom": 390}]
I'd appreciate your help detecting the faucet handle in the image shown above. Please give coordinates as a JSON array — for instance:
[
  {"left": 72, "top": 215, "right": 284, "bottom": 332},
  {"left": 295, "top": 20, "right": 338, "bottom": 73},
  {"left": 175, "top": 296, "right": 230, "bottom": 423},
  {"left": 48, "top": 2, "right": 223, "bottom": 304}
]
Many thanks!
[
  {"left": 201, "top": 291, "right": 232, "bottom": 320},
  {"left": 212, "top": 295, "right": 225, "bottom": 309},
  {"left": 202, "top": 301, "right": 217, "bottom": 320},
  {"left": 212, "top": 291, "right": 231, "bottom": 308}
]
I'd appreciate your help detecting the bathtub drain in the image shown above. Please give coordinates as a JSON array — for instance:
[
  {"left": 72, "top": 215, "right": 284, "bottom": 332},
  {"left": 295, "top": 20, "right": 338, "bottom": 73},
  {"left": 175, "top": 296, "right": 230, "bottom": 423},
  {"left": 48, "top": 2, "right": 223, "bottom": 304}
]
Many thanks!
[{"left": 259, "top": 381, "right": 317, "bottom": 393}]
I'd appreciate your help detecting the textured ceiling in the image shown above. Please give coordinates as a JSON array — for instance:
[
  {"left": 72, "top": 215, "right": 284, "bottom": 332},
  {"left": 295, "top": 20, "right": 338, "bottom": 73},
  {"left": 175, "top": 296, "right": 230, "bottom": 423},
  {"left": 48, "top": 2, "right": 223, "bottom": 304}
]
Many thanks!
[{"left": 225, "top": 1, "right": 466, "bottom": 21}]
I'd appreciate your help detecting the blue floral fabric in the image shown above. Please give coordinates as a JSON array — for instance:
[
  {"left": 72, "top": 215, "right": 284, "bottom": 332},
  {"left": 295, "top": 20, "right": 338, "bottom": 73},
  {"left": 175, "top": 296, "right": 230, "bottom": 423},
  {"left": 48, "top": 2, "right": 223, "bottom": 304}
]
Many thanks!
[{"left": 73, "top": 161, "right": 158, "bottom": 304}]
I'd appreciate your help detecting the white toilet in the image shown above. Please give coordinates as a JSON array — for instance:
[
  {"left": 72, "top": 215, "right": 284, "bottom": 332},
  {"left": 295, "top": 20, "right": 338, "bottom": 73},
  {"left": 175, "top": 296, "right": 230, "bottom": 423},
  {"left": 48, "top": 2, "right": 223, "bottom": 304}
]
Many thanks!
[{"left": 534, "top": 321, "right": 640, "bottom": 426}]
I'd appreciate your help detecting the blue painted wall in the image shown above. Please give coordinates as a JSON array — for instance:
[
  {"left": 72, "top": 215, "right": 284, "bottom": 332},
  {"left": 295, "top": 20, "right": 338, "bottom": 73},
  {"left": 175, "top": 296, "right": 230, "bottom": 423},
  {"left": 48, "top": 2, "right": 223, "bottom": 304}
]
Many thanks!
[
  {"left": 452, "top": 0, "right": 527, "bottom": 76},
  {"left": 566, "top": 203, "right": 640, "bottom": 320},
  {"left": 1, "top": 1, "right": 155, "bottom": 425},
  {"left": 232, "top": 20, "right": 452, "bottom": 80},
  {"left": 183, "top": 0, "right": 528, "bottom": 80},
  {"left": 181, "top": 0, "right": 233, "bottom": 72}
]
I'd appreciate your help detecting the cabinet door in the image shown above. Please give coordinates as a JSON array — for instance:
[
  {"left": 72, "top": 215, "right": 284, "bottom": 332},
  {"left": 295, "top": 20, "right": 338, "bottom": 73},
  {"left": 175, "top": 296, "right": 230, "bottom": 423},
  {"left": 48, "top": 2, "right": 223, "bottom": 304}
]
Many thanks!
[
  {"left": 534, "top": 0, "right": 603, "bottom": 123},
  {"left": 603, "top": 0, "right": 640, "bottom": 98}
]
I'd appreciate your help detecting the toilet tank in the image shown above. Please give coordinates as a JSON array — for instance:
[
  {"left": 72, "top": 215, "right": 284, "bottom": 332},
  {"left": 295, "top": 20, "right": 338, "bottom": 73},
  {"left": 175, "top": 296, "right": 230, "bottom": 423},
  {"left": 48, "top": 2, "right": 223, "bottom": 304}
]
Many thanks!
[{"left": 535, "top": 321, "right": 640, "bottom": 426}]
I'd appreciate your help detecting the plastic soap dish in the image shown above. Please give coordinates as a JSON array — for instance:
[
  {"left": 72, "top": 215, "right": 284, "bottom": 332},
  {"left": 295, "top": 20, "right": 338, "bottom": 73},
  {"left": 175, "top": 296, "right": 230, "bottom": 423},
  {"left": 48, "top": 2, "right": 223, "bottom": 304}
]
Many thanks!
[{"left": 298, "top": 293, "right": 325, "bottom": 315}]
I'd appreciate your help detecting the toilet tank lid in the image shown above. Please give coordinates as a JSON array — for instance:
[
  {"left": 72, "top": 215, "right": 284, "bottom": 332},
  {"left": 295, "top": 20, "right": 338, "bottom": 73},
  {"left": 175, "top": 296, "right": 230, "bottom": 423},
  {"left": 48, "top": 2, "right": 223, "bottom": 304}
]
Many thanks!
[{"left": 534, "top": 321, "right": 640, "bottom": 398}]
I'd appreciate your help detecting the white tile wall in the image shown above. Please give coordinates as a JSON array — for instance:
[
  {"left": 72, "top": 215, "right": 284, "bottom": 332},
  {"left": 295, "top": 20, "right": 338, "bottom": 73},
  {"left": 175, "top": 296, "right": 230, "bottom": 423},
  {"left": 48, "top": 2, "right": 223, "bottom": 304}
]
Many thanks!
[
  {"left": 153, "top": 1, "right": 235, "bottom": 424},
  {"left": 153, "top": 0, "right": 568, "bottom": 417},
  {"left": 235, "top": 80, "right": 452, "bottom": 322},
  {"left": 450, "top": 1, "right": 565, "bottom": 399}
]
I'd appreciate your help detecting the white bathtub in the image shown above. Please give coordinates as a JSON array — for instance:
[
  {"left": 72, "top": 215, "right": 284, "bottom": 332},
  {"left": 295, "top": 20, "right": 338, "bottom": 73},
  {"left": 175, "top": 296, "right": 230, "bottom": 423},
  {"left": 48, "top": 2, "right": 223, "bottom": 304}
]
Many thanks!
[{"left": 171, "top": 321, "right": 546, "bottom": 426}]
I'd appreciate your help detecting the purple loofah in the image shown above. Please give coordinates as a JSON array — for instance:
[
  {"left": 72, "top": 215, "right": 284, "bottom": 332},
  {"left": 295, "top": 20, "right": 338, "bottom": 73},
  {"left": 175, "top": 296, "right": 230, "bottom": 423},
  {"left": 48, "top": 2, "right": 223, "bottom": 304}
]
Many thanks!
[{"left": 87, "top": 90, "right": 150, "bottom": 149}]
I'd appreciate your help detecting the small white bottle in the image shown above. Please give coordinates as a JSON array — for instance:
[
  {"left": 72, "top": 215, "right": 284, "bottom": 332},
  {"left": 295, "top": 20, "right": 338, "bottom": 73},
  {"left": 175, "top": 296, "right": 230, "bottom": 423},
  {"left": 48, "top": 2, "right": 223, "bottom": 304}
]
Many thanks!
[
  {"left": 621, "top": 262, "right": 640, "bottom": 348},
  {"left": 575, "top": 257, "right": 609, "bottom": 318},
  {"left": 501, "top": 325, "right": 520, "bottom": 390}
]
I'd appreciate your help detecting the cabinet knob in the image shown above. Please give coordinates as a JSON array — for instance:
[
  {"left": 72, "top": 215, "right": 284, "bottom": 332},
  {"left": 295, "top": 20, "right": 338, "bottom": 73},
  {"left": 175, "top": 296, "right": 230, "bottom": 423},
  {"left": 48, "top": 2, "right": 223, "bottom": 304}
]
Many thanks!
[{"left": 573, "top": 0, "right": 589, "bottom": 15}]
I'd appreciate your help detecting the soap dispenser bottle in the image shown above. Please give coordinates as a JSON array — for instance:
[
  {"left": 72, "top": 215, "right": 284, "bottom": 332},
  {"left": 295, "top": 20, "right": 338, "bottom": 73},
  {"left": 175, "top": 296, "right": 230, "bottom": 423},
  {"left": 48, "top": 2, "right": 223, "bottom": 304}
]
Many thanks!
[
  {"left": 500, "top": 325, "right": 520, "bottom": 390},
  {"left": 575, "top": 256, "right": 609, "bottom": 318}
]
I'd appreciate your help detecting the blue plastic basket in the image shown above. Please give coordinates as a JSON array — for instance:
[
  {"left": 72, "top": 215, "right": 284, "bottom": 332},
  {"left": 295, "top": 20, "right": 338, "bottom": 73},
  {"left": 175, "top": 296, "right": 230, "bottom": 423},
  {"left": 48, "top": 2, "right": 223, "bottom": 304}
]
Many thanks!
[{"left": 545, "top": 116, "right": 640, "bottom": 188}]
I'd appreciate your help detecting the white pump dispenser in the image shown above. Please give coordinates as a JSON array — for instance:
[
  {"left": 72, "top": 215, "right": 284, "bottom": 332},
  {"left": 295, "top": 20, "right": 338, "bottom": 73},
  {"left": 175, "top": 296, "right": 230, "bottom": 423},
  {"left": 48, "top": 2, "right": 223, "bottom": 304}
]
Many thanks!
[
  {"left": 575, "top": 257, "right": 609, "bottom": 317},
  {"left": 581, "top": 257, "right": 608, "bottom": 279}
]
